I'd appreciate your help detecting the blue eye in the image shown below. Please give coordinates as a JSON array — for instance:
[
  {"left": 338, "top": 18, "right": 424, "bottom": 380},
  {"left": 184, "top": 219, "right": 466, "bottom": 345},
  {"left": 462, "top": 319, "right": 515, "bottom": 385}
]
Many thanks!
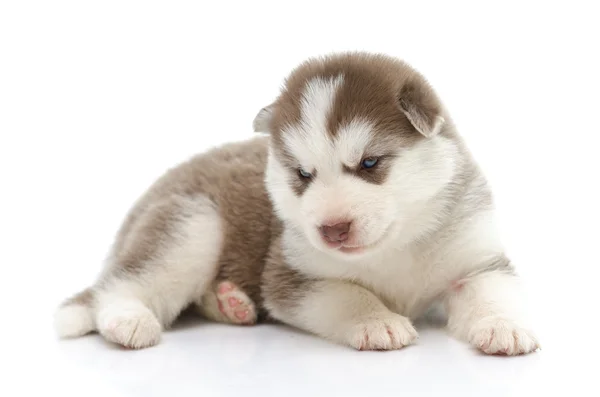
[
  {"left": 298, "top": 168, "right": 312, "bottom": 178},
  {"left": 361, "top": 157, "right": 378, "bottom": 169}
]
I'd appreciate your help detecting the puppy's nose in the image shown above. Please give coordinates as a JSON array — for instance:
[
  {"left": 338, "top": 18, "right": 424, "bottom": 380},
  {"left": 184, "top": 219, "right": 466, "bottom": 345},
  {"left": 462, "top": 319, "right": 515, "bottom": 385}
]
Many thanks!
[{"left": 320, "top": 222, "right": 351, "bottom": 242}]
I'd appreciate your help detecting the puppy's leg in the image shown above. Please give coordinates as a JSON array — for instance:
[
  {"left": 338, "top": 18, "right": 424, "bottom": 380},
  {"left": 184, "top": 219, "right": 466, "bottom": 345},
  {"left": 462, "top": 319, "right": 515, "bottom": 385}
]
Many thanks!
[
  {"left": 444, "top": 256, "right": 539, "bottom": 355},
  {"left": 195, "top": 280, "right": 257, "bottom": 325},
  {"left": 262, "top": 263, "right": 418, "bottom": 350},
  {"left": 55, "top": 195, "right": 224, "bottom": 349},
  {"left": 95, "top": 197, "right": 224, "bottom": 349}
]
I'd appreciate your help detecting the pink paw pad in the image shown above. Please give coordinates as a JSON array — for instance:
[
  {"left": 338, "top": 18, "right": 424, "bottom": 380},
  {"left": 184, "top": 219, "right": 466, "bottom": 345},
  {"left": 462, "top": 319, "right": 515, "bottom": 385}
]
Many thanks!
[{"left": 215, "top": 281, "right": 257, "bottom": 325}]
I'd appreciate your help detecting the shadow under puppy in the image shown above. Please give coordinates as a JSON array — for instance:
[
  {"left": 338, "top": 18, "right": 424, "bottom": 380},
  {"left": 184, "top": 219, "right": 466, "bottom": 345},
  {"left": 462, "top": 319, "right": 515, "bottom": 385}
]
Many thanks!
[{"left": 54, "top": 52, "right": 539, "bottom": 355}]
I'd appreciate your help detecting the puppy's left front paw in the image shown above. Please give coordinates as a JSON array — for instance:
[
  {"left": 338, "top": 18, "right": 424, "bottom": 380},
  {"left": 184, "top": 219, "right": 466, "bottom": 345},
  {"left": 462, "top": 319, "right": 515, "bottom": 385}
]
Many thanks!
[{"left": 469, "top": 317, "right": 540, "bottom": 356}]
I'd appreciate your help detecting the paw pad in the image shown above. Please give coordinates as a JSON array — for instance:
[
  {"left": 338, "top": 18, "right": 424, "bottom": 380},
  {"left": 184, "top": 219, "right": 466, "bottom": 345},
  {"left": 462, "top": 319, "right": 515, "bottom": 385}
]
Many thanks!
[{"left": 215, "top": 281, "right": 257, "bottom": 325}]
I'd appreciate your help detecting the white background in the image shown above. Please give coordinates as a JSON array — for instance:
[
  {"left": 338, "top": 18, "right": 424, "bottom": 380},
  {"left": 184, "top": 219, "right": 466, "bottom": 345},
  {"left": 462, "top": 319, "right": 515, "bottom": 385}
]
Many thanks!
[{"left": 1, "top": 1, "right": 599, "bottom": 396}]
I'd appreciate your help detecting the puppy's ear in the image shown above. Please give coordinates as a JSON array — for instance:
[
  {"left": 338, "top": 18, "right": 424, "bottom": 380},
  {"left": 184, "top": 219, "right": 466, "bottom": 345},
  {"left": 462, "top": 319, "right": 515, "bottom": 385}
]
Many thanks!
[
  {"left": 252, "top": 105, "right": 274, "bottom": 133},
  {"left": 398, "top": 79, "right": 445, "bottom": 138}
]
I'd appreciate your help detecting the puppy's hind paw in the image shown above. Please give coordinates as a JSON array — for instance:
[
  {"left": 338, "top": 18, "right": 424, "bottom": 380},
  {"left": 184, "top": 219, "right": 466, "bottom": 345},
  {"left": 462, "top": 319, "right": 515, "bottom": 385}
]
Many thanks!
[
  {"left": 215, "top": 281, "right": 257, "bottom": 325},
  {"left": 97, "top": 305, "right": 162, "bottom": 349}
]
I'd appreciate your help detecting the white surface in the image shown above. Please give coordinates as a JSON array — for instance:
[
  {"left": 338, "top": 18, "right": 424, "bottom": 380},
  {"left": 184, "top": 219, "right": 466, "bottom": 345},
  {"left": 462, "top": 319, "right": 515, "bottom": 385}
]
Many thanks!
[{"left": 1, "top": 1, "right": 599, "bottom": 396}]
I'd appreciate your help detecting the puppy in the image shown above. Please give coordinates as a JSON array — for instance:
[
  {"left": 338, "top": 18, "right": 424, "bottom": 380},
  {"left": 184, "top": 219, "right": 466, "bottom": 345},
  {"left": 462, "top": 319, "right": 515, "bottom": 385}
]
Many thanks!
[{"left": 54, "top": 52, "right": 539, "bottom": 355}]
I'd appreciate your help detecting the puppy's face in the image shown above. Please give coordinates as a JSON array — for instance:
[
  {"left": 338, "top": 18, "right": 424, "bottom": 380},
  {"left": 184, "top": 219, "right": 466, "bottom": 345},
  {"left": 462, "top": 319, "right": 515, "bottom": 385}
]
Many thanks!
[{"left": 258, "top": 53, "right": 456, "bottom": 259}]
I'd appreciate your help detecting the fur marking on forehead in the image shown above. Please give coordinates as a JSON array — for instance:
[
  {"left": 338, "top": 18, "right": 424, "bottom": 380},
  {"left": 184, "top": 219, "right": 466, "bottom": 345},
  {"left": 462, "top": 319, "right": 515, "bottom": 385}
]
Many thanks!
[
  {"left": 282, "top": 75, "right": 344, "bottom": 165},
  {"left": 335, "top": 118, "right": 376, "bottom": 164},
  {"left": 299, "top": 75, "right": 344, "bottom": 132}
]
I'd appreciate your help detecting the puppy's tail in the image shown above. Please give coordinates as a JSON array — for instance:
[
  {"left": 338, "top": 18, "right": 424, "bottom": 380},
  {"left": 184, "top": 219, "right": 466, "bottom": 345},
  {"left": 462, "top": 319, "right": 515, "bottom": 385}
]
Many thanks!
[{"left": 53, "top": 287, "right": 96, "bottom": 338}]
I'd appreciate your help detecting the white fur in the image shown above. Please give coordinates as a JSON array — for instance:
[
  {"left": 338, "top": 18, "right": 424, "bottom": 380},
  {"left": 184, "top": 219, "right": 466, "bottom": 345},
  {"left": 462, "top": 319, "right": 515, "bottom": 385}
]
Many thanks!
[
  {"left": 264, "top": 76, "right": 538, "bottom": 354},
  {"left": 281, "top": 75, "right": 344, "bottom": 173},
  {"left": 275, "top": 78, "right": 457, "bottom": 258},
  {"left": 96, "top": 298, "right": 162, "bottom": 349},
  {"left": 335, "top": 118, "right": 378, "bottom": 165},
  {"left": 269, "top": 279, "right": 418, "bottom": 350},
  {"left": 53, "top": 304, "right": 95, "bottom": 338},
  {"left": 299, "top": 75, "right": 344, "bottom": 134},
  {"left": 445, "top": 271, "right": 539, "bottom": 355},
  {"left": 279, "top": 210, "right": 503, "bottom": 319},
  {"left": 273, "top": 120, "right": 458, "bottom": 260}
]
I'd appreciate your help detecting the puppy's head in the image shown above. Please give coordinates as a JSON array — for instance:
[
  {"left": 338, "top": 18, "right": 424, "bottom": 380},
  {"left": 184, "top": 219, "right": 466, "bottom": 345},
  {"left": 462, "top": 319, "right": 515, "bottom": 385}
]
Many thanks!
[{"left": 257, "top": 52, "right": 457, "bottom": 259}]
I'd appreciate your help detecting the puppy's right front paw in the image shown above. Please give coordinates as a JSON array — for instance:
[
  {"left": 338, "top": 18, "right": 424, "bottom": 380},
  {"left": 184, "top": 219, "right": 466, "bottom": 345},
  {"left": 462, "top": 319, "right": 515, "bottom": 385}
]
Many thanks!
[{"left": 346, "top": 313, "right": 418, "bottom": 351}]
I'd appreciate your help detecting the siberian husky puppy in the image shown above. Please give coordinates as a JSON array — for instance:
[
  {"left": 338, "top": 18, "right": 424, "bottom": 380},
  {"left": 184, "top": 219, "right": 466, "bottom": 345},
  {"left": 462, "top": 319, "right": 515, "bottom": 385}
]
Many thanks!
[{"left": 54, "top": 52, "right": 539, "bottom": 355}]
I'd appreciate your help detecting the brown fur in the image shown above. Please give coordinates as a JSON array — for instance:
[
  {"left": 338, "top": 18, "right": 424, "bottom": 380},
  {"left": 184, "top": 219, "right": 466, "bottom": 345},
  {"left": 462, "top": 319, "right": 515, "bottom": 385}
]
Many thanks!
[
  {"left": 93, "top": 137, "right": 274, "bottom": 319},
  {"left": 260, "top": 227, "right": 316, "bottom": 316},
  {"left": 267, "top": 52, "right": 445, "bottom": 138}
]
